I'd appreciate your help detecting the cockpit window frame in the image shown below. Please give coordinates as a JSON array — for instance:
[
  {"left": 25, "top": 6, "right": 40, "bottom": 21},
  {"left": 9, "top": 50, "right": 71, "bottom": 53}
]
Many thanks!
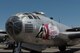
[
  {"left": 28, "top": 15, "right": 33, "bottom": 19},
  {"left": 31, "top": 14, "right": 40, "bottom": 20},
  {"left": 36, "top": 16, "right": 40, "bottom": 19},
  {"left": 32, "top": 15, "right": 37, "bottom": 19},
  {"left": 23, "top": 13, "right": 41, "bottom": 20}
]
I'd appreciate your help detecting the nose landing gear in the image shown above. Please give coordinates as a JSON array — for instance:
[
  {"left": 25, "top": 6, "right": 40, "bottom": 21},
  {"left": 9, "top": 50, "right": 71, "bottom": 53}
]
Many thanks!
[{"left": 13, "top": 42, "right": 22, "bottom": 53}]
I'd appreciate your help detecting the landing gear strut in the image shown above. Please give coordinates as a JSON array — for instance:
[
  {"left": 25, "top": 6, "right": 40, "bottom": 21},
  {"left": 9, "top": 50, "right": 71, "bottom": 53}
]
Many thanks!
[{"left": 13, "top": 42, "right": 22, "bottom": 53}]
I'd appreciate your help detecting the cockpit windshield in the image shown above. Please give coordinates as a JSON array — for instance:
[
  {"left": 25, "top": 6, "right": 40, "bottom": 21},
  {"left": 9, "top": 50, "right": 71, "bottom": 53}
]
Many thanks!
[{"left": 28, "top": 15, "right": 33, "bottom": 19}]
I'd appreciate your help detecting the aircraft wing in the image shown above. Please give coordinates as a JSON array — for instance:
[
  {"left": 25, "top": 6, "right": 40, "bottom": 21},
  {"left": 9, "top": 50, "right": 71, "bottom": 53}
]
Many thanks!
[
  {"left": 60, "top": 32, "right": 80, "bottom": 39},
  {"left": 0, "top": 31, "right": 7, "bottom": 43},
  {"left": 0, "top": 30, "right": 7, "bottom": 35},
  {"left": 0, "top": 31, "right": 7, "bottom": 37}
]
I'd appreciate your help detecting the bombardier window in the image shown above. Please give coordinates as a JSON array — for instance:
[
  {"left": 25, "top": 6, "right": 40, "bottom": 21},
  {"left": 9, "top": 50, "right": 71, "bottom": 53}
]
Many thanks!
[
  {"left": 10, "top": 16, "right": 19, "bottom": 22},
  {"left": 13, "top": 21, "right": 22, "bottom": 35},
  {"left": 6, "top": 22, "right": 14, "bottom": 35},
  {"left": 28, "top": 15, "right": 33, "bottom": 19},
  {"left": 6, "top": 16, "right": 22, "bottom": 35}
]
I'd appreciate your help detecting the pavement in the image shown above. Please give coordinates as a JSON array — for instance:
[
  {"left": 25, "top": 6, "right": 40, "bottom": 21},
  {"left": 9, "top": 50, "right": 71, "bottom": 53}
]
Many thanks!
[{"left": 0, "top": 44, "right": 80, "bottom": 53}]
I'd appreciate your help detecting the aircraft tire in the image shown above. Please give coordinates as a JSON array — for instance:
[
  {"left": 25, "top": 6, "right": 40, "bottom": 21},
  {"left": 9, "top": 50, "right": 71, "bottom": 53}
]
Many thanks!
[
  {"left": 58, "top": 45, "right": 66, "bottom": 51},
  {"left": 30, "top": 50, "right": 42, "bottom": 53}
]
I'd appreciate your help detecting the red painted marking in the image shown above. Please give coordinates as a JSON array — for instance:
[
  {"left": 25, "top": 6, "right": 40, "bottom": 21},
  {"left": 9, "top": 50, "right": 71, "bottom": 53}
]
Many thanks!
[{"left": 43, "top": 24, "right": 49, "bottom": 39}]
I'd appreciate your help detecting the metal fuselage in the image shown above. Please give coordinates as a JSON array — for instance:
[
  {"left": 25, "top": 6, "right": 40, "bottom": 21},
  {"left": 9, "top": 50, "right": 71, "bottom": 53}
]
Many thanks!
[{"left": 6, "top": 12, "right": 72, "bottom": 51}]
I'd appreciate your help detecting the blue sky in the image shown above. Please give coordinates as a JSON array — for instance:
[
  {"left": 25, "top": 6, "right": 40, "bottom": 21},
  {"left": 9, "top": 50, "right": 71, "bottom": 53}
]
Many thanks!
[{"left": 0, "top": 0, "right": 80, "bottom": 30}]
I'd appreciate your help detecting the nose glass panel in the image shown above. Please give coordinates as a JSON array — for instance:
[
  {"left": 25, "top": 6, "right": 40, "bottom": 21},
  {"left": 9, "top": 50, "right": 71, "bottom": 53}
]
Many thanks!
[
  {"left": 6, "top": 16, "right": 22, "bottom": 36},
  {"left": 6, "top": 22, "right": 14, "bottom": 35},
  {"left": 11, "top": 16, "right": 20, "bottom": 22},
  {"left": 13, "top": 21, "right": 22, "bottom": 35}
]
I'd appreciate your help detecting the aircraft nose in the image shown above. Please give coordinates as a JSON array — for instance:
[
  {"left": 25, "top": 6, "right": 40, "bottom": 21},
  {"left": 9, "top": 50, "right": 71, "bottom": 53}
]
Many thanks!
[{"left": 6, "top": 16, "right": 22, "bottom": 36}]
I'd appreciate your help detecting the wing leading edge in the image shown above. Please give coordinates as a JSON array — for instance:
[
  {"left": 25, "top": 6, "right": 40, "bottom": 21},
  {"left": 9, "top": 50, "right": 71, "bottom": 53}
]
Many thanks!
[{"left": 60, "top": 32, "right": 80, "bottom": 39}]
